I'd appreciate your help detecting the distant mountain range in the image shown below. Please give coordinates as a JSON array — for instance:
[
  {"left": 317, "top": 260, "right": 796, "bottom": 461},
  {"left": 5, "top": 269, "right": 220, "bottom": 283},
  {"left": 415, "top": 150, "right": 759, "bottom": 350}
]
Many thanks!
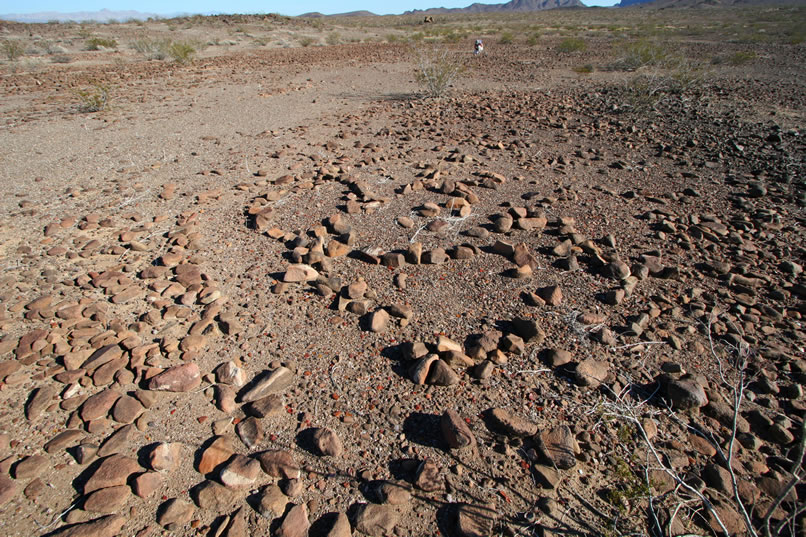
[
  {"left": 404, "top": 0, "right": 584, "bottom": 15},
  {"left": 619, "top": 0, "right": 805, "bottom": 6},
  {"left": 4, "top": 0, "right": 803, "bottom": 23},
  {"left": 0, "top": 8, "right": 166, "bottom": 23}
]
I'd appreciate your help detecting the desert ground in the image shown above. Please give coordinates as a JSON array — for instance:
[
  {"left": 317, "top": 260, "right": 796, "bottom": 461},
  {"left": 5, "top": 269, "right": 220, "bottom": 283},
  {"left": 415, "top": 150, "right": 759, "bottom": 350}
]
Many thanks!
[{"left": 0, "top": 6, "right": 804, "bottom": 537}]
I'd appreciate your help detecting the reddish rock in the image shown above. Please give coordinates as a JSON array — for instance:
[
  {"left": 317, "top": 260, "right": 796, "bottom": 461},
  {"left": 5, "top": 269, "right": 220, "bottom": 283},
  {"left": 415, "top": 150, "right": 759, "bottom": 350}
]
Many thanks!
[
  {"left": 256, "top": 450, "right": 300, "bottom": 479},
  {"left": 49, "top": 515, "right": 126, "bottom": 537},
  {"left": 277, "top": 503, "right": 309, "bottom": 537},
  {"left": 197, "top": 436, "right": 235, "bottom": 474},
  {"left": 147, "top": 363, "right": 201, "bottom": 392},
  {"left": 84, "top": 455, "right": 141, "bottom": 493}
]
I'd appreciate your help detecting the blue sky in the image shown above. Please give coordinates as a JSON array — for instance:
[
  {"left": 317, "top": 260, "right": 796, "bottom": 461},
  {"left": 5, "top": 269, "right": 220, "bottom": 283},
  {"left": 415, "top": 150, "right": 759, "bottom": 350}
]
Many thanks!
[{"left": 0, "top": 0, "right": 619, "bottom": 17}]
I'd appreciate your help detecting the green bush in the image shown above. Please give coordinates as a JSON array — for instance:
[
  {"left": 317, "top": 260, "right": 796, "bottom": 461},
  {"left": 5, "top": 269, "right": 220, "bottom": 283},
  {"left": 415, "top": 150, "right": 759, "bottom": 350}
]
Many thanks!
[
  {"left": 413, "top": 45, "right": 464, "bottom": 98},
  {"left": 166, "top": 41, "right": 196, "bottom": 63},
  {"left": 298, "top": 36, "right": 315, "bottom": 47},
  {"left": 86, "top": 37, "right": 118, "bottom": 50},
  {"left": 74, "top": 83, "right": 109, "bottom": 112},
  {"left": 526, "top": 32, "right": 540, "bottom": 46},
  {"left": 557, "top": 37, "right": 586, "bottom": 53},
  {"left": 326, "top": 32, "right": 340, "bottom": 46},
  {"left": 499, "top": 31, "right": 514, "bottom": 44},
  {"left": 615, "top": 39, "right": 668, "bottom": 70},
  {"left": 573, "top": 63, "right": 594, "bottom": 74},
  {"left": 727, "top": 50, "right": 757, "bottom": 65},
  {"left": 2, "top": 40, "right": 25, "bottom": 61}
]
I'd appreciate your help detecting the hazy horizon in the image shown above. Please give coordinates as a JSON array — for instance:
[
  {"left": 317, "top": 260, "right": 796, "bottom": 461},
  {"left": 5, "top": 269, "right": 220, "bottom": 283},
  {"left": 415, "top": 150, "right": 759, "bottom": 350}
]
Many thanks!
[{"left": 0, "top": 0, "right": 620, "bottom": 20}]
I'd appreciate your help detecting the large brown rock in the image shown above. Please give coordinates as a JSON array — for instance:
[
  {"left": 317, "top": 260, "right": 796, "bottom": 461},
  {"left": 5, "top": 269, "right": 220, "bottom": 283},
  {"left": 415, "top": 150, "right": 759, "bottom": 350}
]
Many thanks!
[
  {"left": 49, "top": 515, "right": 126, "bottom": 537},
  {"left": 312, "top": 427, "right": 344, "bottom": 457},
  {"left": 256, "top": 450, "right": 300, "bottom": 479},
  {"left": 147, "top": 363, "right": 201, "bottom": 392},
  {"left": 84, "top": 455, "right": 142, "bottom": 493},
  {"left": 441, "top": 409, "right": 475, "bottom": 449},
  {"left": 276, "top": 503, "right": 309, "bottom": 537},
  {"left": 485, "top": 408, "right": 538, "bottom": 437},
  {"left": 197, "top": 435, "right": 235, "bottom": 474},
  {"left": 539, "top": 425, "right": 580, "bottom": 469}
]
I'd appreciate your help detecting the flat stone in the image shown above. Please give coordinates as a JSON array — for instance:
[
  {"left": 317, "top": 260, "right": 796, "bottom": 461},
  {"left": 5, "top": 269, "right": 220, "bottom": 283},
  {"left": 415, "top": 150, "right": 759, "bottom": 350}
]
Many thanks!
[
  {"left": 485, "top": 408, "right": 538, "bottom": 437},
  {"left": 84, "top": 455, "right": 141, "bottom": 493},
  {"left": 133, "top": 471, "right": 162, "bottom": 498},
  {"left": 192, "top": 480, "right": 239, "bottom": 510},
  {"left": 539, "top": 425, "right": 580, "bottom": 469},
  {"left": 49, "top": 515, "right": 126, "bottom": 537},
  {"left": 283, "top": 264, "right": 319, "bottom": 283},
  {"left": 455, "top": 503, "right": 497, "bottom": 537},
  {"left": 312, "top": 427, "right": 343, "bottom": 457},
  {"left": 441, "top": 409, "right": 475, "bottom": 449},
  {"left": 198, "top": 436, "right": 235, "bottom": 474},
  {"left": 574, "top": 359, "right": 610, "bottom": 388},
  {"left": 147, "top": 363, "right": 201, "bottom": 392},
  {"left": 44, "top": 429, "right": 86, "bottom": 453},
  {"left": 354, "top": 504, "right": 399, "bottom": 536},
  {"left": 427, "top": 360, "right": 459, "bottom": 386},
  {"left": 244, "top": 394, "right": 284, "bottom": 418},
  {"left": 97, "top": 424, "right": 135, "bottom": 457},
  {"left": 239, "top": 366, "right": 294, "bottom": 403},
  {"left": 236, "top": 416, "right": 264, "bottom": 449},
  {"left": 415, "top": 458, "right": 442, "bottom": 491},
  {"left": 256, "top": 450, "right": 300, "bottom": 479},
  {"left": 111, "top": 395, "right": 144, "bottom": 424},
  {"left": 546, "top": 349, "right": 573, "bottom": 367},
  {"left": 84, "top": 485, "right": 130, "bottom": 513},
  {"left": 666, "top": 376, "right": 708, "bottom": 410},
  {"left": 14, "top": 455, "right": 48, "bottom": 479},
  {"left": 149, "top": 442, "right": 182, "bottom": 472},
  {"left": 277, "top": 503, "right": 309, "bottom": 537},
  {"left": 220, "top": 454, "right": 262, "bottom": 489},
  {"left": 377, "top": 480, "right": 412, "bottom": 505},
  {"left": 255, "top": 484, "right": 288, "bottom": 519},
  {"left": 26, "top": 385, "right": 57, "bottom": 420},
  {"left": 0, "top": 474, "right": 17, "bottom": 506},
  {"left": 157, "top": 498, "right": 195, "bottom": 530}
]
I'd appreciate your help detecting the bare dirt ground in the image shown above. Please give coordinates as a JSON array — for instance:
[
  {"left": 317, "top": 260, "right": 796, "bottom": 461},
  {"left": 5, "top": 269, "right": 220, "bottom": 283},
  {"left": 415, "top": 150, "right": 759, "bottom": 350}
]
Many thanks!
[{"left": 0, "top": 7, "right": 805, "bottom": 537}]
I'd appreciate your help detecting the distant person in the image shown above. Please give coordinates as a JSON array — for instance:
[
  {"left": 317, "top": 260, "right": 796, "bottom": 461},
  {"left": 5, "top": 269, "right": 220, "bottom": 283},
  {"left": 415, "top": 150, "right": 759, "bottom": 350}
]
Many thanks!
[{"left": 474, "top": 39, "right": 484, "bottom": 55}]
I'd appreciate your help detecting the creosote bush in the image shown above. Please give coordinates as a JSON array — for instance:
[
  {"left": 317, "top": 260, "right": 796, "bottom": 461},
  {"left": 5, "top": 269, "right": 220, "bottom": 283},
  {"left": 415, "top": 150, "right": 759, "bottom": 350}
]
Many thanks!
[
  {"left": 2, "top": 40, "right": 25, "bottom": 61},
  {"left": 557, "top": 37, "right": 586, "bottom": 52},
  {"left": 166, "top": 41, "right": 196, "bottom": 63},
  {"left": 74, "top": 83, "right": 110, "bottom": 112},
  {"left": 85, "top": 37, "right": 118, "bottom": 50},
  {"left": 412, "top": 45, "right": 465, "bottom": 99}
]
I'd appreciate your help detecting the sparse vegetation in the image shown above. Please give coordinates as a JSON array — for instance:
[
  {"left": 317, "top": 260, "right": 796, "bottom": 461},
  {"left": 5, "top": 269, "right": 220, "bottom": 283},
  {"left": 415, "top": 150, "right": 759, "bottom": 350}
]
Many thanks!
[
  {"left": 74, "top": 83, "right": 110, "bottom": 112},
  {"left": 166, "top": 41, "right": 196, "bottom": 63},
  {"left": 298, "top": 36, "right": 316, "bottom": 47},
  {"left": 413, "top": 45, "right": 464, "bottom": 98},
  {"left": 2, "top": 40, "right": 25, "bottom": 62},
  {"left": 557, "top": 37, "right": 586, "bottom": 52},
  {"left": 499, "top": 31, "right": 514, "bottom": 44},
  {"left": 85, "top": 37, "right": 118, "bottom": 50},
  {"left": 326, "top": 32, "right": 341, "bottom": 46},
  {"left": 572, "top": 63, "right": 594, "bottom": 74}
]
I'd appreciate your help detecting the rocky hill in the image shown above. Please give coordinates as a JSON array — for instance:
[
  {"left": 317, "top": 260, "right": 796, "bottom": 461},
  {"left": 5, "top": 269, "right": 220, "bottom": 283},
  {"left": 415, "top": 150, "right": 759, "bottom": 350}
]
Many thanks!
[{"left": 406, "top": 0, "right": 584, "bottom": 16}]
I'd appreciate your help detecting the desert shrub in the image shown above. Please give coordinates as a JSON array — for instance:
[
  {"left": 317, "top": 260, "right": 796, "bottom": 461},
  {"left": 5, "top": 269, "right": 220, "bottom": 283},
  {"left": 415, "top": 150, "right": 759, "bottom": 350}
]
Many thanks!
[
  {"left": 2, "top": 40, "right": 25, "bottom": 61},
  {"left": 499, "top": 31, "right": 514, "bottom": 44},
  {"left": 573, "top": 63, "right": 594, "bottom": 74},
  {"left": 132, "top": 38, "right": 168, "bottom": 59},
  {"left": 51, "top": 55, "right": 72, "bottom": 63},
  {"left": 85, "top": 37, "right": 118, "bottom": 50},
  {"left": 726, "top": 50, "right": 757, "bottom": 65},
  {"left": 166, "top": 41, "right": 196, "bottom": 63},
  {"left": 413, "top": 45, "right": 464, "bottom": 98},
  {"left": 298, "top": 36, "right": 315, "bottom": 47},
  {"left": 74, "top": 83, "right": 110, "bottom": 112},
  {"left": 326, "top": 32, "right": 341, "bottom": 45},
  {"left": 526, "top": 32, "right": 540, "bottom": 46},
  {"left": 613, "top": 39, "right": 668, "bottom": 70},
  {"left": 386, "top": 34, "right": 400, "bottom": 43},
  {"left": 557, "top": 37, "right": 586, "bottom": 52}
]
